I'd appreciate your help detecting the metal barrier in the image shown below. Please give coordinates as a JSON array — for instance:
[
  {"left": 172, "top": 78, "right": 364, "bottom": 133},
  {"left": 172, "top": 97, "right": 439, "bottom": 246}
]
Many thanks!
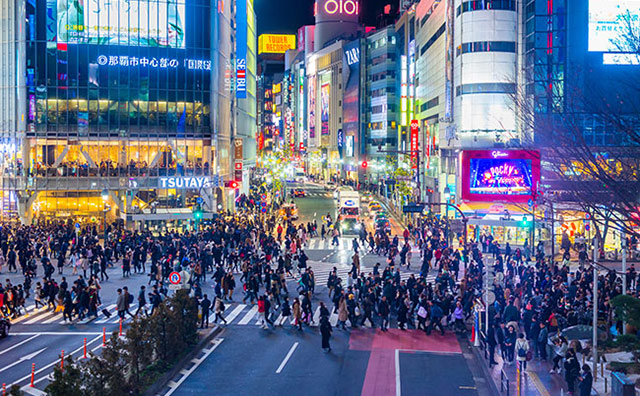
[{"left": 500, "top": 369, "right": 510, "bottom": 396}]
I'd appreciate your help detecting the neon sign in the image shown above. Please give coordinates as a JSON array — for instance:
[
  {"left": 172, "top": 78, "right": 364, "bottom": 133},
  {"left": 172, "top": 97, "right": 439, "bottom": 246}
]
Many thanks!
[
  {"left": 96, "top": 55, "right": 211, "bottom": 70},
  {"left": 323, "top": 0, "right": 359, "bottom": 15}
]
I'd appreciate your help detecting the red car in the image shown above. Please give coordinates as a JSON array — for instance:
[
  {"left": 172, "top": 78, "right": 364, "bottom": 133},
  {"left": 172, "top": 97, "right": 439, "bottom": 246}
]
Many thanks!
[{"left": 292, "top": 189, "right": 306, "bottom": 197}]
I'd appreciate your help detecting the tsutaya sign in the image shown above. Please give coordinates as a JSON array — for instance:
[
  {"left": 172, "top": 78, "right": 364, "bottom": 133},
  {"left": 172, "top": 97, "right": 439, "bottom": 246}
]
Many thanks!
[{"left": 159, "top": 177, "right": 210, "bottom": 189}]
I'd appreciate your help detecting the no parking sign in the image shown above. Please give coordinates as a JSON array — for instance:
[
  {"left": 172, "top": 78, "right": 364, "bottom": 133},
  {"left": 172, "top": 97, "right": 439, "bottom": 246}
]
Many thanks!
[{"left": 169, "top": 271, "right": 181, "bottom": 285}]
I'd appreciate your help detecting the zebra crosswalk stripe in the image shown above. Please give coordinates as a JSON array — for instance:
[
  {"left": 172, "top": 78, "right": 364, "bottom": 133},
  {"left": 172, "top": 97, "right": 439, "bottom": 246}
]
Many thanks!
[
  {"left": 224, "top": 304, "right": 246, "bottom": 323},
  {"left": 238, "top": 305, "right": 258, "bottom": 325}
]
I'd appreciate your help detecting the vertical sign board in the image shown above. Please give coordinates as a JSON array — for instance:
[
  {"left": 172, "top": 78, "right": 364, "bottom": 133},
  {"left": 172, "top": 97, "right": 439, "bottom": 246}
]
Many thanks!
[
  {"left": 410, "top": 119, "right": 419, "bottom": 170},
  {"left": 234, "top": 138, "right": 243, "bottom": 182},
  {"left": 236, "top": 0, "right": 247, "bottom": 98}
]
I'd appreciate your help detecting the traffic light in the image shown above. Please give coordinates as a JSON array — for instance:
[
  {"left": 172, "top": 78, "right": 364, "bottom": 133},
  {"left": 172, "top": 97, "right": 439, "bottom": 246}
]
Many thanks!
[
  {"left": 227, "top": 180, "right": 240, "bottom": 189},
  {"left": 193, "top": 205, "right": 203, "bottom": 220},
  {"left": 521, "top": 216, "right": 529, "bottom": 226},
  {"left": 361, "top": 161, "right": 368, "bottom": 169}
]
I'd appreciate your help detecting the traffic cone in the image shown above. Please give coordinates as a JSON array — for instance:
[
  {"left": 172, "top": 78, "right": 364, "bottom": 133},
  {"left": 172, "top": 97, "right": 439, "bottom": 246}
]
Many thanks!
[{"left": 470, "top": 323, "right": 475, "bottom": 343}]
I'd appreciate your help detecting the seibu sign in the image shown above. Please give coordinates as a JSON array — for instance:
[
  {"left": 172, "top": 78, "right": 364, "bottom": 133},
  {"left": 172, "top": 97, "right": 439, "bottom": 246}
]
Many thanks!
[{"left": 159, "top": 177, "right": 210, "bottom": 189}]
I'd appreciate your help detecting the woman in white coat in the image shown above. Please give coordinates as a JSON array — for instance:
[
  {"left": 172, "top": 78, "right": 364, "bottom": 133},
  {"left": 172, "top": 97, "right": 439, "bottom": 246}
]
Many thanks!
[{"left": 515, "top": 333, "right": 530, "bottom": 372}]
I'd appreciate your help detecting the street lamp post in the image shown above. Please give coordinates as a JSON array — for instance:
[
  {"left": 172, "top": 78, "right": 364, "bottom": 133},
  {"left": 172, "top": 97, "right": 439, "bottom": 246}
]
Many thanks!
[
  {"left": 101, "top": 189, "right": 109, "bottom": 243},
  {"left": 592, "top": 237, "right": 599, "bottom": 381},
  {"left": 444, "top": 186, "right": 451, "bottom": 245}
]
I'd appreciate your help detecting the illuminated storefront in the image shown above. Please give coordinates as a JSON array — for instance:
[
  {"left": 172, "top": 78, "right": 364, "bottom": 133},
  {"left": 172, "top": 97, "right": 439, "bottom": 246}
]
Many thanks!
[{"left": 0, "top": 0, "right": 252, "bottom": 225}]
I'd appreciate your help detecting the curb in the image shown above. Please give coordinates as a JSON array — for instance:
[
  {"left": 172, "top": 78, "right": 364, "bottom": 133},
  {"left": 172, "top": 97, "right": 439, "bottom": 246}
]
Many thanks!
[
  {"left": 467, "top": 336, "right": 502, "bottom": 396},
  {"left": 144, "top": 325, "right": 223, "bottom": 396}
]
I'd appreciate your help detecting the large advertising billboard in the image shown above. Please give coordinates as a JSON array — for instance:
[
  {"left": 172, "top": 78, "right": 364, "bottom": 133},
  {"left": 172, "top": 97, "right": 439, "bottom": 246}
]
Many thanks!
[
  {"left": 258, "top": 34, "right": 296, "bottom": 54},
  {"left": 342, "top": 40, "right": 360, "bottom": 155},
  {"left": 460, "top": 150, "right": 541, "bottom": 203},
  {"left": 57, "top": 0, "right": 186, "bottom": 48},
  {"left": 589, "top": 1, "right": 640, "bottom": 52},
  {"left": 320, "top": 83, "right": 330, "bottom": 135}
]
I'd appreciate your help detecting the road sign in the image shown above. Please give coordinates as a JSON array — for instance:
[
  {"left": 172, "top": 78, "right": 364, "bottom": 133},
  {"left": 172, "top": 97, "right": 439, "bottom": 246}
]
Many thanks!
[
  {"left": 261, "top": 193, "right": 267, "bottom": 200},
  {"left": 75, "top": 223, "right": 80, "bottom": 229},
  {"left": 528, "top": 198, "right": 534, "bottom": 209},
  {"left": 261, "top": 207, "right": 267, "bottom": 213},
  {"left": 169, "top": 272, "right": 181, "bottom": 285},
  {"left": 168, "top": 284, "right": 182, "bottom": 290},
  {"left": 196, "top": 197, "right": 204, "bottom": 205},
  {"left": 403, "top": 204, "right": 424, "bottom": 213}
]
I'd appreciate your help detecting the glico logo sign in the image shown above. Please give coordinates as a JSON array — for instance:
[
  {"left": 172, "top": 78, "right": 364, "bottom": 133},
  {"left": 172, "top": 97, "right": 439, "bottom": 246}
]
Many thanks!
[
  {"left": 323, "top": 0, "right": 359, "bottom": 15},
  {"left": 491, "top": 151, "right": 509, "bottom": 159}
]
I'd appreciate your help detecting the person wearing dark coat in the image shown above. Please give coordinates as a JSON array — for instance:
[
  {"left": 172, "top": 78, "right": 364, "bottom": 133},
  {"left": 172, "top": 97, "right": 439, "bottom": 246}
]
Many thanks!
[
  {"left": 320, "top": 317, "right": 332, "bottom": 352},
  {"left": 578, "top": 364, "right": 593, "bottom": 396}
]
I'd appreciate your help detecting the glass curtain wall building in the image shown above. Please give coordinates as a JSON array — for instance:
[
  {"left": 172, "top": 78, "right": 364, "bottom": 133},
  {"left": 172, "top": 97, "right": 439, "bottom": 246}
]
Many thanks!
[{"left": 0, "top": 0, "right": 242, "bottom": 229}]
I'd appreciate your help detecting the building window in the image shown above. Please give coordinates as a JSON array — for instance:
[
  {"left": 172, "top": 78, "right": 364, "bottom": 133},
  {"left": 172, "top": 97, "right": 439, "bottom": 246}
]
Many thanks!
[
  {"left": 456, "top": 41, "right": 516, "bottom": 56},
  {"left": 420, "top": 23, "right": 446, "bottom": 56},
  {"left": 456, "top": 0, "right": 516, "bottom": 16},
  {"left": 455, "top": 83, "right": 516, "bottom": 96},
  {"left": 420, "top": 96, "right": 439, "bottom": 112}
]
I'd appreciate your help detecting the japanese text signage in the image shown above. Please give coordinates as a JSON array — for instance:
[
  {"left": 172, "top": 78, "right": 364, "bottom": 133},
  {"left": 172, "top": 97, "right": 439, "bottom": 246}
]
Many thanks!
[
  {"left": 96, "top": 55, "right": 211, "bottom": 70},
  {"left": 410, "top": 119, "right": 419, "bottom": 170}
]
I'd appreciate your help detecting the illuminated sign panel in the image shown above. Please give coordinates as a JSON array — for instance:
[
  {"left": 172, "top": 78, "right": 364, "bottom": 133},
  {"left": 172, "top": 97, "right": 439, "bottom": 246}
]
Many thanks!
[
  {"left": 461, "top": 150, "right": 541, "bottom": 203},
  {"left": 323, "top": 0, "right": 359, "bottom": 15},
  {"left": 159, "top": 177, "right": 210, "bottom": 189},
  {"left": 320, "top": 83, "right": 330, "bottom": 135},
  {"left": 589, "top": 1, "right": 640, "bottom": 52},
  {"left": 57, "top": 0, "right": 186, "bottom": 48},
  {"left": 236, "top": 0, "right": 248, "bottom": 98},
  {"left": 258, "top": 34, "right": 296, "bottom": 54},
  {"left": 410, "top": 120, "right": 419, "bottom": 170}
]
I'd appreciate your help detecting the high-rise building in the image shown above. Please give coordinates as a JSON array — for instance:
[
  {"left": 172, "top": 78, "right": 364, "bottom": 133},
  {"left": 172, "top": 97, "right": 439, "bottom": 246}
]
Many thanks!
[{"left": 0, "top": 0, "right": 255, "bottom": 229}]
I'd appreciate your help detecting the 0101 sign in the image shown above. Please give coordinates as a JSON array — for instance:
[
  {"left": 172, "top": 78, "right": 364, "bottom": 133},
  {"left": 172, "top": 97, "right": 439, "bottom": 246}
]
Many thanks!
[{"left": 324, "top": 0, "right": 359, "bottom": 15}]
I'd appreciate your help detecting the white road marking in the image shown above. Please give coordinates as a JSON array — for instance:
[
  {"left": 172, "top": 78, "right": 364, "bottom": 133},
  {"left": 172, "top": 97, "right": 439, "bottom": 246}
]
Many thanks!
[
  {"left": 10, "top": 332, "right": 103, "bottom": 336},
  {"left": 275, "top": 342, "right": 299, "bottom": 374},
  {"left": 23, "top": 311, "right": 55, "bottom": 325},
  {"left": 0, "top": 348, "right": 46, "bottom": 374},
  {"left": 238, "top": 305, "right": 258, "bottom": 325},
  {"left": 164, "top": 338, "right": 224, "bottom": 396},
  {"left": 0, "top": 335, "right": 40, "bottom": 356},
  {"left": 15, "top": 335, "right": 102, "bottom": 388},
  {"left": 224, "top": 304, "right": 246, "bottom": 323}
]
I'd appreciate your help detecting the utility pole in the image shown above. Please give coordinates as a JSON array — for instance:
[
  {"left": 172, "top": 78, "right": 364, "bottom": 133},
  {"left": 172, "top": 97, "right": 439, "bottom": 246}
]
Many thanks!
[
  {"left": 622, "top": 234, "right": 627, "bottom": 334},
  {"left": 592, "top": 237, "right": 599, "bottom": 381}
]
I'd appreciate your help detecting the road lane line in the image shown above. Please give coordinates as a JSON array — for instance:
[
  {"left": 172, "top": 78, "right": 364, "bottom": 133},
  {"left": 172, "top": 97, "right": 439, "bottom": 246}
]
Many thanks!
[
  {"left": 275, "top": 342, "right": 299, "bottom": 374},
  {"left": 224, "top": 304, "right": 246, "bottom": 323},
  {"left": 10, "top": 332, "right": 103, "bottom": 336},
  {"left": 0, "top": 348, "right": 46, "bottom": 374},
  {"left": 395, "top": 349, "right": 401, "bottom": 396},
  {"left": 0, "top": 335, "right": 40, "bottom": 356},
  {"left": 312, "top": 307, "right": 321, "bottom": 325},
  {"left": 238, "top": 305, "right": 258, "bottom": 325},
  {"left": 164, "top": 338, "right": 224, "bottom": 396},
  {"left": 15, "top": 335, "right": 102, "bottom": 387}
]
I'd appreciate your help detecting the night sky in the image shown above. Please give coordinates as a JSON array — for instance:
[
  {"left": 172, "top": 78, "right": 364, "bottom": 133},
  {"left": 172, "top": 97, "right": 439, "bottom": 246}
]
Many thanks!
[{"left": 255, "top": 0, "right": 393, "bottom": 34}]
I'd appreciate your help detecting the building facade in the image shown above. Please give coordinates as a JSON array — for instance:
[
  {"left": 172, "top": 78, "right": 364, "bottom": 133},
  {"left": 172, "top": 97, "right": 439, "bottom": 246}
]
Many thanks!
[{"left": 0, "top": 0, "right": 255, "bottom": 229}]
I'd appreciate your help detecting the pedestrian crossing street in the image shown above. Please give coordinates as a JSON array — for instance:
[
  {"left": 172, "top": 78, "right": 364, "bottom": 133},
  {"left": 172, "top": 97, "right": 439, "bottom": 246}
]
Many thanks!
[
  {"left": 303, "top": 261, "right": 430, "bottom": 287},
  {"left": 303, "top": 237, "right": 421, "bottom": 254},
  {"left": 215, "top": 301, "right": 340, "bottom": 328},
  {"left": 8, "top": 302, "right": 144, "bottom": 326}
]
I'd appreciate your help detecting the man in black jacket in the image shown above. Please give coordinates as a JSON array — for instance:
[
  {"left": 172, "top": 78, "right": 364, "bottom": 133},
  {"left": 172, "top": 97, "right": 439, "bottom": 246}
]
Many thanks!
[{"left": 200, "top": 294, "right": 211, "bottom": 328}]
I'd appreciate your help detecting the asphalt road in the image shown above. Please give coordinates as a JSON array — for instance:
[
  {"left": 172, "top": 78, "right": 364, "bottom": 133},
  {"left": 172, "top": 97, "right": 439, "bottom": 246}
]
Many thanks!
[{"left": 166, "top": 183, "right": 493, "bottom": 396}]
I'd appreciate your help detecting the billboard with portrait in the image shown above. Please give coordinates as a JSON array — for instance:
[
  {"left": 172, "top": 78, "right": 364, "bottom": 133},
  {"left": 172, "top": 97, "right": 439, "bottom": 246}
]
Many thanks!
[
  {"left": 321, "top": 83, "right": 330, "bottom": 136},
  {"left": 57, "top": 0, "right": 186, "bottom": 48},
  {"left": 460, "top": 150, "right": 541, "bottom": 203}
]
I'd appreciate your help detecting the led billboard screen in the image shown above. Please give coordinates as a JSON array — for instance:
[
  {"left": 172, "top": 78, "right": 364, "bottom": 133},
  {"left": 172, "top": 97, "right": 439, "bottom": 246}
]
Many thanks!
[
  {"left": 321, "top": 83, "right": 330, "bottom": 135},
  {"left": 589, "top": 0, "right": 640, "bottom": 52},
  {"left": 461, "top": 150, "right": 540, "bottom": 203},
  {"left": 57, "top": 0, "right": 186, "bottom": 48}
]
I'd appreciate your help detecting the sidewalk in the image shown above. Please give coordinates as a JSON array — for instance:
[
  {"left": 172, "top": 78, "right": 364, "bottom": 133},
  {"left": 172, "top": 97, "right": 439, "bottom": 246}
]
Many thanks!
[{"left": 474, "top": 334, "right": 588, "bottom": 396}]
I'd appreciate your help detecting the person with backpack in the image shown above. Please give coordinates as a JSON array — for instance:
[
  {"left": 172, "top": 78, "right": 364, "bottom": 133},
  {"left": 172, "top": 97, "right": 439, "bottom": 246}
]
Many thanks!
[
  {"left": 213, "top": 296, "right": 227, "bottom": 324},
  {"left": 515, "top": 333, "right": 530, "bottom": 371}
]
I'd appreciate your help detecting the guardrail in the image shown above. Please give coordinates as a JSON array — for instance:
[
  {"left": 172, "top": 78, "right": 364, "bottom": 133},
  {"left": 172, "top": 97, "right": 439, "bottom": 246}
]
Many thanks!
[{"left": 500, "top": 369, "right": 510, "bottom": 396}]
